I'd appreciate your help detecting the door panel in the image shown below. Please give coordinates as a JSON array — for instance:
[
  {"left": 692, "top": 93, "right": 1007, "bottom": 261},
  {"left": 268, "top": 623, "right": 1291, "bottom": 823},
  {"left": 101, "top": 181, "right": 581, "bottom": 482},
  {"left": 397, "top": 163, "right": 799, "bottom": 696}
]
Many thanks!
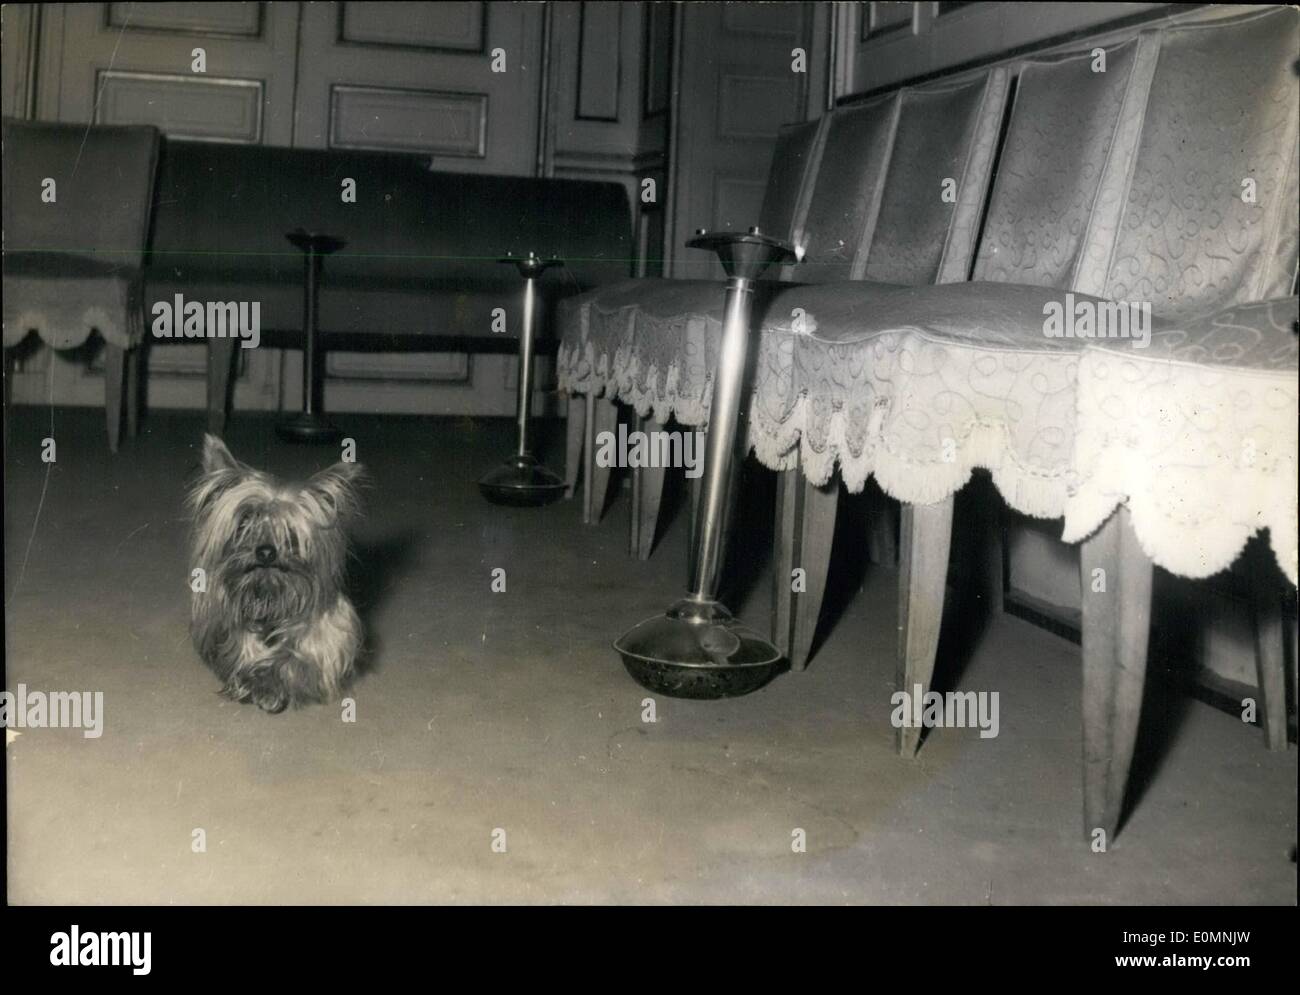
[
  {"left": 668, "top": 2, "right": 821, "bottom": 279},
  {"left": 294, "top": 1, "right": 543, "bottom": 174},
  {"left": 42, "top": 3, "right": 298, "bottom": 142},
  {"left": 16, "top": 2, "right": 299, "bottom": 412},
  {"left": 292, "top": 2, "right": 545, "bottom": 410},
  {"left": 8, "top": 2, "right": 594, "bottom": 417}
]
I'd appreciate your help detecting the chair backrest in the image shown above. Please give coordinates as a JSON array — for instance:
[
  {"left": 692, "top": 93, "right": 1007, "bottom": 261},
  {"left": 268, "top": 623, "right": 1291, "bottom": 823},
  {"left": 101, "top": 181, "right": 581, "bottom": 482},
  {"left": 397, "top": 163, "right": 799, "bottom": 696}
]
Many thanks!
[
  {"left": 972, "top": 35, "right": 1158, "bottom": 291},
  {"left": 1, "top": 119, "right": 161, "bottom": 269},
  {"left": 756, "top": 118, "right": 823, "bottom": 247},
  {"left": 1099, "top": 6, "right": 1299, "bottom": 318},
  {"left": 790, "top": 92, "right": 897, "bottom": 283},
  {"left": 755, "top": 68, "right": 1007, "bottom": 289},
  {"left": 859, "top": 70, "right": 1009, "bottom": 286}
]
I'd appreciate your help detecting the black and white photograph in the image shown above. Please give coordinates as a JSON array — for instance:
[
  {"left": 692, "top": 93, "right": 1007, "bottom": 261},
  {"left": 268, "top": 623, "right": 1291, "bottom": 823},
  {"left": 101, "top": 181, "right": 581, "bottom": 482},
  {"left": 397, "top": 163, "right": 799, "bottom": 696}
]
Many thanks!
[{"left": 1, "top": 0, "right": 1297, "bottom": 946}]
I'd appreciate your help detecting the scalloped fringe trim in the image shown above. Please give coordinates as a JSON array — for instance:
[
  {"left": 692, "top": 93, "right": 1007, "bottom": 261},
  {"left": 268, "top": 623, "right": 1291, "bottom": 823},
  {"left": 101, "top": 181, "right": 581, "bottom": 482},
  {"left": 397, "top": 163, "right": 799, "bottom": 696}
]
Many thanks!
[
  {"left": 558, "top": 336, "right": 1298, "bottom": 588},
  {"left": 1062, "top": 449, "right": 1299, "bottom": 586}
]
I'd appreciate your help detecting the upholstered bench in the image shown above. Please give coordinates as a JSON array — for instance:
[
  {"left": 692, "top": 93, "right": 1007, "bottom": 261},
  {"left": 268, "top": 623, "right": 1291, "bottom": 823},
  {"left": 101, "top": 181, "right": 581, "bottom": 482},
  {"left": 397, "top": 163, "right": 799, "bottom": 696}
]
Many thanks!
[{"left": 144, "top": 140, "right": 634, "bottom": 431}]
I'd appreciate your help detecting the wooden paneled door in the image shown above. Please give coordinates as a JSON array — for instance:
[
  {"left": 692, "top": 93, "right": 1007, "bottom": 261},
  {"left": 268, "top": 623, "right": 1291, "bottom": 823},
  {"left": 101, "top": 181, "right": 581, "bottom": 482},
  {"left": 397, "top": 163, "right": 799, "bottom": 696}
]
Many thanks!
[
  {"left": 293, "top": 2, "right": 548, "bottom": 414},
  {"left": 36, "top": 3, "right": 299, "bottom": 142},
  {"left": 666, "top": 2, "right": 827, "bottom": 279},
  {"left": 294, "top": 2, "right": 544, "bottom": 174},
  {"left": 10, "top": 2, "right": 301, "bottom": 413},
  {"left": 5, "top": 2, "right": 632, "bottom": 417}
]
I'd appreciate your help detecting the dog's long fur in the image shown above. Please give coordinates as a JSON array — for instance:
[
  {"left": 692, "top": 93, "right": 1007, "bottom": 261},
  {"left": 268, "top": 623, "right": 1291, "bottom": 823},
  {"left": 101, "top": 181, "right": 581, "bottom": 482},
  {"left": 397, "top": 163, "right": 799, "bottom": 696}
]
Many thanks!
[{"left": 188, "top": 434, "right": 364, "bottom": 713}]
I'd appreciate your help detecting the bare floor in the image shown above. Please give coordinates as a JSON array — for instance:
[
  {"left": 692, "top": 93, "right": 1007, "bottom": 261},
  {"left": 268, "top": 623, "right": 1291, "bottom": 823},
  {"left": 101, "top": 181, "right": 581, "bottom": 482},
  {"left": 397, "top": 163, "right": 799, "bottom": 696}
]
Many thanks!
[{"left": 4, "top": 408, "right": 1295, "bottom": 904}]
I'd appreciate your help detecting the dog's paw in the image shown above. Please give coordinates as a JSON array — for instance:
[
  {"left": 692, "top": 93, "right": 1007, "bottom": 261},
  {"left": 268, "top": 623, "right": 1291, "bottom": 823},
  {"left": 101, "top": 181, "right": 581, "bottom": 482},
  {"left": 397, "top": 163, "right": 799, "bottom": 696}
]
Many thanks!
[
  {"left": 248, "top": 669, "right": 289, "bottom": 714},
  {"left": 221, "top": 666, "right": 288, "bottom": 713},
  {"left": 219, "top": 680, "right": 253, "bottom": 704},
  {"left": 251, "top": 688, "right": 289, "bottom": 714}
]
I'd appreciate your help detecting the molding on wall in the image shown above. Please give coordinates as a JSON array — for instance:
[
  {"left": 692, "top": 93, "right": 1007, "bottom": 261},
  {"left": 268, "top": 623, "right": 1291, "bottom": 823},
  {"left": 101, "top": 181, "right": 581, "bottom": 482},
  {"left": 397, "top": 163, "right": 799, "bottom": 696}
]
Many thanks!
[
  {"left": 845, "top": 2, "right": 1204, "bottom": 99},
  {"left": 0, "top": 3, "right": 42, "bottom": 118},
  {"left": 642, "top": 1, "right": 672, "bottom": 119},
  {"left": 534, "top": 1, "right": 553, "bottom": 176},
  {"left": 105, "top": 2, "right": 266, "bottom": 39},
  {"left": 575, "top": 1, "right": 622, "bottom": 122},
  {"left": 335, "top": 0, "right": 487, "bottom": 54},
  {"left": 96, "top": 69, "right": 265, "bottom": 142},
  {"left": 830, "top": 2, "right": 859, "bottom": 107},
  {"left": 327, "top": 83, "right": 488, "bottom": 156},
  {"left": 542, "top": 2, "right": 670, "bottom": 280}
]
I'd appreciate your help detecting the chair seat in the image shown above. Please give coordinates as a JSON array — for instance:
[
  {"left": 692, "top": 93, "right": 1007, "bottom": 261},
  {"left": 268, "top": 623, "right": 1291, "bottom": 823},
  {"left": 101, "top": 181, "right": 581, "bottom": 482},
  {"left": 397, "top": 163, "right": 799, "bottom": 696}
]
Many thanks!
[
  {"left": 558, "top": 276, "right": 788, "bottom": 415},
  {"left": 560, "top": 270, "right": 1298, "bottom": 582},
  {"left": 3, "top": 251, "right": 139, "bottom": 280},
  {"left": 3, "top": 251, "right": 144, "bottom": 350},
  {"left": 770, "top": 281, "right": 1297, "bottom": 367},
  {"left": 560, "top": 276, "right": 763, "bottom": 337}
]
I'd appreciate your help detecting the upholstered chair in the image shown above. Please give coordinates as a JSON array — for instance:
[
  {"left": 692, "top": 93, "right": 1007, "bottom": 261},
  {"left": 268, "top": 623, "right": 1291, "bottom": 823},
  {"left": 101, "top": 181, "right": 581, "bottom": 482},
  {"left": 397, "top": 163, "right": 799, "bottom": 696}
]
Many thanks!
[{"left": 2, "top": 120, "right": 161, "bottom": 452}]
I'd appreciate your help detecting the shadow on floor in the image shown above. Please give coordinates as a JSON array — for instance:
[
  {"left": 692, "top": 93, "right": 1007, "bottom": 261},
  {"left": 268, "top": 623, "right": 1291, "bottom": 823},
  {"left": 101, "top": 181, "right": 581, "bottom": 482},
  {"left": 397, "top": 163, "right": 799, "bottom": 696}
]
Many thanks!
[{"left": 349, "top": 528, "right": 422, "bottom": 677}]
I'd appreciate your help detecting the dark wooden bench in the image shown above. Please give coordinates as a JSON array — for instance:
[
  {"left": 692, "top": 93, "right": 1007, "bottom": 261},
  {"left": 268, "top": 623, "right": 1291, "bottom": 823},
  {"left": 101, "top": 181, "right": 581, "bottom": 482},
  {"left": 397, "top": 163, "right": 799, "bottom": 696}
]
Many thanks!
[{"left": 145, "top": 139, "right": 634, "bottom": 430}]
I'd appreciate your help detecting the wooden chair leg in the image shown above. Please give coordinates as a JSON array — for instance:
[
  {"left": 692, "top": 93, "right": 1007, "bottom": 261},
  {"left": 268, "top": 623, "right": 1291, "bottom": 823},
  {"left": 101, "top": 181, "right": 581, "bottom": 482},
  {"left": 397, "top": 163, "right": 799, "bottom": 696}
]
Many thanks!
[
  {"left": 582, "top": 393, "right": 596, "bottom": 520},
  {"left": 126, "top": 345, "right": 143, "bottom": 438},
  {"left": 1251, "top": 566, "right": 1289, "bottom": 752},
  {"left": 630, "top": 416, "right": 668, "bottom": 560},
  {"left": 1079, "top": 505, "right": 1153, "bottom": 843},
  {"left": 772, "top": 462, "right": 838, "bottom": 670},
  {"left": 207, "top": 336, "right": 237, "bottom": 435},
  {"left": 972, "top": 473, "right": 1005, "bottom": 616},
  {"left": 865, "top": 483, "right": 898, "bottom": 567},
  {"left": 896, "top": 495, "right": 955, "bottom": 756},
  {"left": 583, "top": 395, "right": 618, "bottom": 524},
  {"left": 986, "top": 516, "right": 1006, "bottom": 616},
  {"left": 104, "top": 343, "right": 126, "bottom": 453},
  {"left": 564, "top": 393, "right": 585, "bottom": 500},
  {"left": 686, "top": 473, "right": 701, "bottom": 560},
  {"left": 4, "top": 348, "right": 15, "bottom": 453}
]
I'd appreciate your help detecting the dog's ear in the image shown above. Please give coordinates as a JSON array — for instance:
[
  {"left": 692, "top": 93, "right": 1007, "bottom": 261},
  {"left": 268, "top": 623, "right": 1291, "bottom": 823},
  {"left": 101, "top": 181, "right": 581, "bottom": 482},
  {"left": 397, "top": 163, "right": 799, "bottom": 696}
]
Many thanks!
[
  {"left": 201, "top": 434, "right": 241, "bottom": 475},
  {"left": 189, "top": 434, "right": 250, "bottom": 519},
  {"left": 304, "top": 460, "right": 366, "bottom": 525}
]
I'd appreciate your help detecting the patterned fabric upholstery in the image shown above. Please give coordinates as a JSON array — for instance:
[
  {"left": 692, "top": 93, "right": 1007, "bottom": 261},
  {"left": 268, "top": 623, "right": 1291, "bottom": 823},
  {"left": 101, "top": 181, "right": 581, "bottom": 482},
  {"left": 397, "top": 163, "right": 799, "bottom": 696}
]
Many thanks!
[
  {"left": 742, "top": 36, "right": 1163, "bottom": 511},
  {"left": 1101, "top": 9, "right": 1300, "bottom": 318},
  {"left": 556, "top": 7, "right": 1300, "bottom": 582},
  {"left": 973, "top": 37, "right": 1152, "bottom": 289},
  {"left": 766, "top": 8, "right": 1300, "bottom": 580},
  {"left": 554, "top": 114, "right": 826, "bottom": 353},
  {"left": 863, "top": 74, "right": 1005, "bottom": 285},
  {"left": 558, "top": 68, "right": 1011, "bottom": 411},
  {"left": 560, "top": 91, "right": 903, "bottom": 328},
  {"left": 765, "top": 282, "right": 1299, "bottom": 582},
  {"left": 757, "top": 118, "right": 825, "bottom": 248},
  {"left": 796, "top": 93, "right": 897, "bottom": 283}
]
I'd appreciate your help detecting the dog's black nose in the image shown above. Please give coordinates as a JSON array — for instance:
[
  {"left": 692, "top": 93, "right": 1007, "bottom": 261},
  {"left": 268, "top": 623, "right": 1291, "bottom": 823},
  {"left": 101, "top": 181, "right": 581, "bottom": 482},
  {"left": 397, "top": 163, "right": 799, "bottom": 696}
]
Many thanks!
[{"left": 255, "top": 544, "right": 277, "bottom": 565}]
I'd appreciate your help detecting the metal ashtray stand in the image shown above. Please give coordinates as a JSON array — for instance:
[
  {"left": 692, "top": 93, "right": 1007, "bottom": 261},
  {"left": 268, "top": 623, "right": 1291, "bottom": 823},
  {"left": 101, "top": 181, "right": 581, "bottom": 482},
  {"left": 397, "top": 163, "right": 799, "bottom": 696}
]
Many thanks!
[{"left": 615, "top": 228, "right": 799, "bottom": 698}]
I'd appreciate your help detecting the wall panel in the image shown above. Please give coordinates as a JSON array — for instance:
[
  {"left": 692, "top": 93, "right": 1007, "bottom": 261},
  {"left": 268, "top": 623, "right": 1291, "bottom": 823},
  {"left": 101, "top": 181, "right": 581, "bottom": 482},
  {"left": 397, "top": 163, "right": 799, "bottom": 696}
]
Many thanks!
[
  {"left": 96, "top": 70, "right": 263, "bottom": 142},
  {"left": 328, "top": 85, "right": 487, "bottom": 156}
]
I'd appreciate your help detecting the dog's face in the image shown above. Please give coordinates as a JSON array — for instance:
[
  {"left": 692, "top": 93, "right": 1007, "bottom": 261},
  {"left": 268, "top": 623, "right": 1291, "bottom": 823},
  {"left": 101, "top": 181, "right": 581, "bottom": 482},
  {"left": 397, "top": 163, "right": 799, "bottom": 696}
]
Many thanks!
[{"left": 189, "top": 435, "right": 362, "bottom": 633}]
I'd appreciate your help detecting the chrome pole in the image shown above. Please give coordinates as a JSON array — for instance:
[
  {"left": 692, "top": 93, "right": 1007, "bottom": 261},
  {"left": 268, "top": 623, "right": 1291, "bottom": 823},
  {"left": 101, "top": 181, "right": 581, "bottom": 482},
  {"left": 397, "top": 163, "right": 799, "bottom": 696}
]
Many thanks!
[
  {"left": 687, "top": 274, "right": 751, "bottom": 602},
  {"left": 516, "top": 269, "right": 538, "bottom": 458},
  {"left": 277, "top": 229, "right": 345, "bottom": 444},
  {"left": 616, "top": 227, "right": 798, "bottom": 698},
  {"left": 478, "top": 252, "right": 567, "bottom": 506}
]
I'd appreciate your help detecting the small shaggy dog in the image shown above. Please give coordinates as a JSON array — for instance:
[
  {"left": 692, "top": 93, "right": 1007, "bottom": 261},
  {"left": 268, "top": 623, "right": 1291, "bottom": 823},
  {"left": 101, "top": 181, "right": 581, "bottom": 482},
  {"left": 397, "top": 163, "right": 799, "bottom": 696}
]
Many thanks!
[{"left": 188, "top": 434, "right": 364, "bottom": 713}]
